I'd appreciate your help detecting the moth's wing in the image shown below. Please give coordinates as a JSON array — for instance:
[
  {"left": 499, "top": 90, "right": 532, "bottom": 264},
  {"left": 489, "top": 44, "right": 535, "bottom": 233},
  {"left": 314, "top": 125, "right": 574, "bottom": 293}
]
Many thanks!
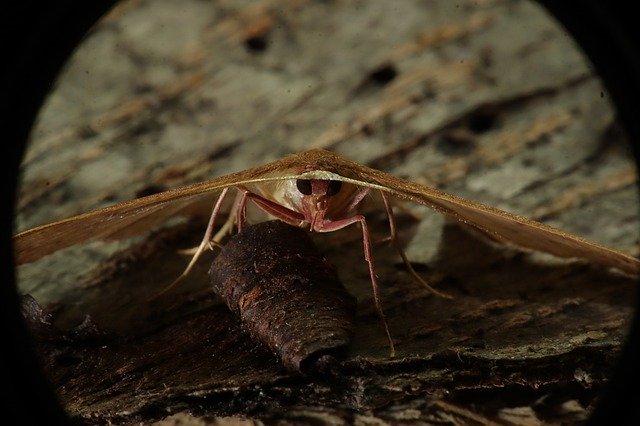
[
  {"left": 14, "top": 154, "right": 312, "bottom": 265},
  {"left": 17, "top": 147, "right": 639, "bottom": 275},
  {"left": 318, "top": 151, "right": 640, "bottom": 276}
]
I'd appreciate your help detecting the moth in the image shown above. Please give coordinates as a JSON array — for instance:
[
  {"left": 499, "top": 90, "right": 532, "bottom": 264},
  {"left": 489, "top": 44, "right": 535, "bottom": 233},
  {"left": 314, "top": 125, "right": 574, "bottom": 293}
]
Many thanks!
[{"left": 14, "top": 149, "right": 640, "bottom": 356}]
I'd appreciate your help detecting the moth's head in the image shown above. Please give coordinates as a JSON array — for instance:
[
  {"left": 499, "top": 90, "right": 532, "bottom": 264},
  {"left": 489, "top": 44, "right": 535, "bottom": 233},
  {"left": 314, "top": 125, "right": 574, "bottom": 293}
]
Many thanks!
[
  {"left": 295, "top": 179, "right": 342, "bottom": 211},
  {"left": 295, "top": 179, "right": 342, "bottom": 197}
]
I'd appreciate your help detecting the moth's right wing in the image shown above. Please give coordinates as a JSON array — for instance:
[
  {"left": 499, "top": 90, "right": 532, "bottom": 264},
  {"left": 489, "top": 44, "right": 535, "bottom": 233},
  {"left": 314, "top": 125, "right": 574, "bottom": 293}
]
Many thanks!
[{"left": 13, "top": 155, "right": 312, "bottom": 265}]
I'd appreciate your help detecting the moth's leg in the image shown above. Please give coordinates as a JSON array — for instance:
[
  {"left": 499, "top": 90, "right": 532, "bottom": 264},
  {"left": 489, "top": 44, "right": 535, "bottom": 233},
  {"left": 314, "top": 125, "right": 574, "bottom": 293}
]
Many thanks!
[
  {"left": 212, "top": 190, "right": 243, "bottom": 241},
  {"left": 380, "top": 191, "right": 452, "bottom": 299},
  {"left": 236, "top": 187, "right": 306, "bottom": 232},
  {"left": 179, "top": 192, "right": 242, "bottom": 256},
  {"left": 236, "top": 188, "right": 249, "bottom": 233},
  {"left": 318, "top": 215, "right": 396, "bottom": 358},
  {"left": 177, "top": 240, "right": 223, "bottom": 256},
  {"left": 346, "top": 187, "right": 370, "bottom": 211},
  {"left": 148, "top": 187, "right": 231, "bottom": 301}
]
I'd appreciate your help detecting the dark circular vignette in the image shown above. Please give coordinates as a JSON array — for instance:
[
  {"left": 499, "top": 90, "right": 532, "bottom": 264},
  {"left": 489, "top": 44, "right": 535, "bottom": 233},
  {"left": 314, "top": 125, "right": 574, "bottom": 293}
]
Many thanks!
[
  {"left": 536, "top": 3, "right": 640, "bottom": 425},
  {"left": 1, "top": 1, "right": 638, "bottom": 424},
  {"left": 1, "top": 1, "right": 119, "bottom": 424}
]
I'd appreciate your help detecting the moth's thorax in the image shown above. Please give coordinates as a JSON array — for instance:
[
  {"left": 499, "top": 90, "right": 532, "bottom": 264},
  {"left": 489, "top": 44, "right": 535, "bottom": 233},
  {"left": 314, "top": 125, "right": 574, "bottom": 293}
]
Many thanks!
[
  {"left": 263, "top": 177, "right": 360, "bottom": 227},
  {"left": 264, "top": 179, "right": 304, "bottom": 212}
]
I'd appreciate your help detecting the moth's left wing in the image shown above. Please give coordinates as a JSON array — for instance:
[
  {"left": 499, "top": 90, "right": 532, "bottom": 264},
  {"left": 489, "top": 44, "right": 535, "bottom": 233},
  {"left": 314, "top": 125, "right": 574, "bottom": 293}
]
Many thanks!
[{"left": 317, "top": 150, "right": 640, "bottom": 276}]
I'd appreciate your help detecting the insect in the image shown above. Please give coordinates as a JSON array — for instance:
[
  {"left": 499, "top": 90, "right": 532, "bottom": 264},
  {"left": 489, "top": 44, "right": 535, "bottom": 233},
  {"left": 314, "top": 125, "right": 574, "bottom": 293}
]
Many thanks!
[{"left": 14, "top": 149, "right": 640, "bottom": 356}]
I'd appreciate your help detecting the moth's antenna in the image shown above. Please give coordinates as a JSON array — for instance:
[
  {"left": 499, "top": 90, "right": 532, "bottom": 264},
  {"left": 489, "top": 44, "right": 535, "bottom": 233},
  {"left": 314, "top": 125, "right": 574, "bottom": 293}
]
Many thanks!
[
  {"left": 380, "top": 190, "right": 452, "bottom": 299},
  {"left": 147, "top": 187, "right": 231, "bottom": 302}
]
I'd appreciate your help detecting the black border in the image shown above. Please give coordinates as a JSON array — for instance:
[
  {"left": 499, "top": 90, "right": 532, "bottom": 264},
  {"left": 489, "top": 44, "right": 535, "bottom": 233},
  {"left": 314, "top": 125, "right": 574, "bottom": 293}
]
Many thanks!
[
  {"left": 536, "top": 3, "right": 640, "bottom": 424},
  {"left": 1, "top": 1, "right": 638, "bottom": 424},
  {"left": 1, "top": 2, "right": 118, "bottom": 423}
]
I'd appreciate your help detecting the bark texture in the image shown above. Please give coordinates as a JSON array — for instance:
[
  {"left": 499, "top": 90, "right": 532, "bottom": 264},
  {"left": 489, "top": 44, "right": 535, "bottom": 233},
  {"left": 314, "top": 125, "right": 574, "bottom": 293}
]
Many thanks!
[{"left": 210, "top": 220, "right": 356, "bottom": 373}]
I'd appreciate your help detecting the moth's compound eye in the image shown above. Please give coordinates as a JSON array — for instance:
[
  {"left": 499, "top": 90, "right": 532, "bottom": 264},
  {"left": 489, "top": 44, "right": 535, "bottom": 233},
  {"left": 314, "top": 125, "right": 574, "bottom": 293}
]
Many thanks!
[
  {"left": 326, "top": 180, "right": 342, "bottom": 196},
  {"left": 296, "top": 179, "right": 313, "bottom": 195}
]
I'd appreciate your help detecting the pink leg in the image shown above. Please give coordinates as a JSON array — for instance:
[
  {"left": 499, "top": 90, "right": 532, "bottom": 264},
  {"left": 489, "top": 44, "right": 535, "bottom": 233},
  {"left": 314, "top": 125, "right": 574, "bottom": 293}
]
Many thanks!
[
  {"left": 346, "top": 187, "right": 370, "bottom": 211},
  {"left": 236, "top": 190, "right": 249, "bottom": 233},
  {"left": 380, "top": 191, "right": 399, "bottom": 242},
  {"left": 236, "top": 187, "right": 306, "bottom": 232},
  {"left": 380, "top": 191, "right": 451, "bottom": 299},
  {"left": 319, "top": 215, "right": 396, "bottom": 358},
  {"left": 212, "top": 190, "right": 243, "bottom": 241},
  {"left": 148, "top": 187, "right": 231, "bottom": 301}
]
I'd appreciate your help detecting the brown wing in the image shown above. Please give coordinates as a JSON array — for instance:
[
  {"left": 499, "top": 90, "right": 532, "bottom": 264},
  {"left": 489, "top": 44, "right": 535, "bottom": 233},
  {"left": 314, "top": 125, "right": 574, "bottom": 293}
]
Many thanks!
[
  {"left": 306, "top": 149, "right": 639, "bottom": 276},
  {"left": 13, "top": 154, "right": 316, "bottom": 265},
  {"left": 15, "top": 148, "right": 640, "bottom": 276}
]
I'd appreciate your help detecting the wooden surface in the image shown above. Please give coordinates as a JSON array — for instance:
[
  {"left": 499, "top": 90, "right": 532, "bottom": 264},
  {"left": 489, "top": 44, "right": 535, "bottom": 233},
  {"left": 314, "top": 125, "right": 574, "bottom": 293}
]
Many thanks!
[{"left": 15, "top": 0, "right": 639, "bottom": 424}]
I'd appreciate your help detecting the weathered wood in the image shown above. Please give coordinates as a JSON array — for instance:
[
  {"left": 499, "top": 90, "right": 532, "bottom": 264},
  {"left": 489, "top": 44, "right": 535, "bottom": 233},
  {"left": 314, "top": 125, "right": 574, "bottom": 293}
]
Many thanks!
[{"left": 16, "top": 0, "right": 638, "bottom": 424}]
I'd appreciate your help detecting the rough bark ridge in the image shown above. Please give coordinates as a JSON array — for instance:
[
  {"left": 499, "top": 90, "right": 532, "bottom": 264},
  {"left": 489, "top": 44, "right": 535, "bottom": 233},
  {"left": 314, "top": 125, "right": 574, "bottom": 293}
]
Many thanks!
[
  {"left": 210, "top": 220, "right": 356, "bottom": 373},
  {"left": 16, "top": 0, "right": 638, "bottom": 424}
]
